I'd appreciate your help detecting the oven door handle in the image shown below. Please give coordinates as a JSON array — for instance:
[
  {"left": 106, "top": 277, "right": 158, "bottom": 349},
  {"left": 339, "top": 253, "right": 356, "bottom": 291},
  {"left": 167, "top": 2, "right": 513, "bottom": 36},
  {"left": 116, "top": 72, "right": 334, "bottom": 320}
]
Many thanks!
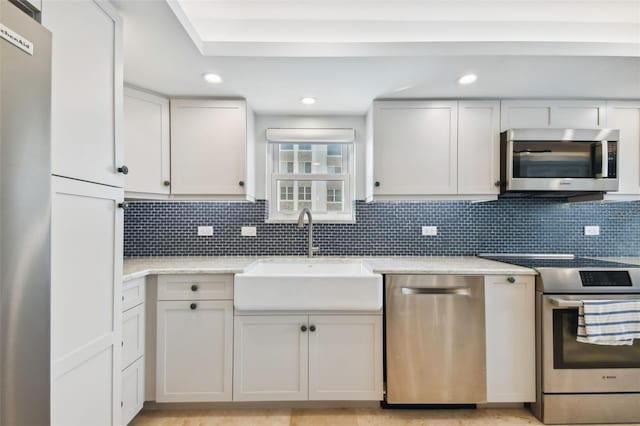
[{"left": 549, "top": 297, "right": 583, "bottom": 308}]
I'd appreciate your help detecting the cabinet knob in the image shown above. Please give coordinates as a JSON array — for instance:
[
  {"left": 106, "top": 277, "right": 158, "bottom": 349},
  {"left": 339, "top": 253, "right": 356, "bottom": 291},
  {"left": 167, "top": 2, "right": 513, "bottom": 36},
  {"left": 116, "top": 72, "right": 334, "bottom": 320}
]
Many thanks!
[
  {"left": 309, "top": 325, "right": 316, "bottom": 332},
  {"left": 300, "top": 325, "right": 307, "bottom": 332},
  {"left": 507, "top": 276, "right": 516, "bottom": 283},
  {"left": 374, "top": 181, "right": 380, "bottom": 187},
  {"left": 238, "top": 181, "right": 245, "bottom": 187},
  {"left": 118, "top": 202, "right": 129, "bottom": 210},
  {"left": 190, "top": 303, "right": 197, "bottom": 310},
  {"left": 117, "top": 165, "right": 129, "bottom": 175},
  {"left": 191, "top": 284, "right": 198, "bottom": 292},
  {"left": 163, "top": 180, "right": 170, "bottom": 186}
]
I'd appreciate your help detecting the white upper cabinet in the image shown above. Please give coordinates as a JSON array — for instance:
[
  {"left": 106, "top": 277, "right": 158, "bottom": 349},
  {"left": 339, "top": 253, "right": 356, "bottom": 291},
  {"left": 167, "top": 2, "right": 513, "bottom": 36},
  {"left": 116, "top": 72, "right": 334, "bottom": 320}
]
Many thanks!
[
  {"left": 170, "top": 99, "right": 253, "bottom": 199},
  {"left": 367, "top": 100, "right": 499, "bottom": 200},
  {"left": 605, "top": 101, "right": 640, "bottom": 200},
  {"left": 370, "top": 101, "right": 458, "bottom": 198},
  {"left": 457, "top": 101, "right": 501, "bottom": 195},
  {"left": 43, "top": 0, "right": 124, "bottom": 187},
  {"left": 500, "top": 100, "right": 606, "bottom": 131},
  {"left": 124, "top": 88, "right": 170, "bottom": 198}
]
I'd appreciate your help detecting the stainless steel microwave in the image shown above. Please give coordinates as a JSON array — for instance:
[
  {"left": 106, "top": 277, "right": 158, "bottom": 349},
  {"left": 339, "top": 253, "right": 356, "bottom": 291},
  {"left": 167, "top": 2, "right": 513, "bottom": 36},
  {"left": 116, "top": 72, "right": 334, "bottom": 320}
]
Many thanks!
[{"left": 499, "top": 128, "right": 619, "bottom": 195}]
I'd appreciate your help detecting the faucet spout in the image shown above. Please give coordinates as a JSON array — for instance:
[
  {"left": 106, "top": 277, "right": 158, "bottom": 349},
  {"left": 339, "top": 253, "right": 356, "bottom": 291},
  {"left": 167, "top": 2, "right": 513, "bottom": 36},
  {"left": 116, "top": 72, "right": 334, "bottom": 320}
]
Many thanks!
[{"left": 297, "top": 208, "right": 320, "bottom": 257}]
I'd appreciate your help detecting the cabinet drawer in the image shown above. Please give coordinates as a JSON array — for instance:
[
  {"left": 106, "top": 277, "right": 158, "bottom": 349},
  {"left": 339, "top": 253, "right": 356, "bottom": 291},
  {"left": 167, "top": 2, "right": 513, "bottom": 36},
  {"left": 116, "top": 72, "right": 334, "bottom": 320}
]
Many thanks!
[
  {"left": 485, "top": 275, "right": 534, "bottom": 287},
  {"left": 123, "top": 277, "right": 145, "bottom": 312},
  {"left": 122, "top": 356, "right": 145, "bottom": 425},
  {"left": 157, "top": 274, "right": 233, "bottom": 301},
  {"left": 122, "top": 304, "right": 145, "bottom": 370}
]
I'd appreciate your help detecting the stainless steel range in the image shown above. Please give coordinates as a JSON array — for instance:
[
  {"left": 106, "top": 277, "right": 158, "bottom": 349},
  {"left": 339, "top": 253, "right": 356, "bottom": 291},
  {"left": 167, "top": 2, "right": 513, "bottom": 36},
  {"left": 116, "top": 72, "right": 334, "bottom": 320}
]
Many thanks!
[{"left": 481, "top": 254, "right": 640, "bottom": 425}]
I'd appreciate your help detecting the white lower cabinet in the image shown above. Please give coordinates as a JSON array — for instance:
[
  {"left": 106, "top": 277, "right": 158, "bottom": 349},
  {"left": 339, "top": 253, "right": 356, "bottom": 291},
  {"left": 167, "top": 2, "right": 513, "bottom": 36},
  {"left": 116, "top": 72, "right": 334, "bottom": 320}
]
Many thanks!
[
  {"left": 233, "top": 315, "right": 309, "bottom": 401},
  {"left": 51, "top": 176, "right": 123, "bottom": 426},
  {"left": 121, "top": 278, "right": 145, "bottom": 425},
  {"left": 233, "top": 314, "right": 383, "bottom": 401},
  {"left": 308, "top": 315, "right": 383, "bottom": 400},
  {"left": 122, "top": 357, "right": 145, "bottom": 425},
  {"left": 156, "top": 300, "right": 233, "bottom": 402},
  {"left": 484, "top": 275, "right": 536, "bottom": 402},
  {"left": 122, "top": 304, "right": 145, "bottom": 371}
]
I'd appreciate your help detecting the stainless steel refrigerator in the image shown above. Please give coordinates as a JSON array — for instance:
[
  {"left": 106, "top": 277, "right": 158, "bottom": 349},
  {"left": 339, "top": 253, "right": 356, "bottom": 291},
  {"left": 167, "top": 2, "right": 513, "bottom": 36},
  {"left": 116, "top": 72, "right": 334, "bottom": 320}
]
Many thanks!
[{"left": 0, "top": 1, "right": 51, "bottom": 424}]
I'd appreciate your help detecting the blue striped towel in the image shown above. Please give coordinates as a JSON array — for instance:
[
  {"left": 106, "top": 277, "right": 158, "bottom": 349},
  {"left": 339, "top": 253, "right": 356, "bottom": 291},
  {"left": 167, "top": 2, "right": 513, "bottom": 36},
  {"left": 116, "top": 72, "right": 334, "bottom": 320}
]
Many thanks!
[{"left": 577, "top": 300, "right": 640, "bottom": 346}]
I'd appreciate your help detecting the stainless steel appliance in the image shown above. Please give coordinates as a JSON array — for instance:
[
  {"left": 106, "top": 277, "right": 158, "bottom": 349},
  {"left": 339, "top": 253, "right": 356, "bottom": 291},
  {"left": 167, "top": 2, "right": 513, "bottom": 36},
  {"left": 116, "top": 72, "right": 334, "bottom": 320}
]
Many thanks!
[
  {"left": 385, "top": 275, "right": 486, "bottom": 404},
  {"left": 499, "top": 129, "right": 619, "bottom": 198},
  {"left": 0, "top": 2, "right": 51, "bottom": 425},
  {"left": 481, "top": 254, "right": 640, "bottom": 425}
]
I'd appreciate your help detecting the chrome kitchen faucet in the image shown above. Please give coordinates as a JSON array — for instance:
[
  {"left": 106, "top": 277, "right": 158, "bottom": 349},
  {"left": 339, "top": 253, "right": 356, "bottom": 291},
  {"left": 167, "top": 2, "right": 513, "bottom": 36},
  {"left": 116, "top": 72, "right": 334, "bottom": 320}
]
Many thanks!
[{"left": 297, "top": 208, "right": 320, "bottom": 257}]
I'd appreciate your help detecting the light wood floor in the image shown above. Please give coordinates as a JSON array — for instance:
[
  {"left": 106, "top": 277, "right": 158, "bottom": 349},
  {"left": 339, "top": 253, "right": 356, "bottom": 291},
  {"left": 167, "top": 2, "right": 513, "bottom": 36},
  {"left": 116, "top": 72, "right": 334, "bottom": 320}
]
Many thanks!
[{"left": 129, "top": 407, "right": 565, "bottom": 425}]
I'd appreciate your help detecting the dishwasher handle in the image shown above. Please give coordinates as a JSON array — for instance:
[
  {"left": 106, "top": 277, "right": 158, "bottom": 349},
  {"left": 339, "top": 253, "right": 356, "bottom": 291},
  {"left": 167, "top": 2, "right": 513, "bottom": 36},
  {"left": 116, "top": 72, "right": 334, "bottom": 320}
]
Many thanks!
[{"left": 401, "top": 287, "right": 471, "bottom": 296}]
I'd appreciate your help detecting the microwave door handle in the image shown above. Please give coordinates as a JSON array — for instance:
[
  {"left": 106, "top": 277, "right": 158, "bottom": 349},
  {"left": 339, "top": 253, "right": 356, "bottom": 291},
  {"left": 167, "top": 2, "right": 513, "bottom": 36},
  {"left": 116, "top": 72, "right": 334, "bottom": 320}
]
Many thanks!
[{"left": 596, "top": 140, "right": 608, "bottom": 178}]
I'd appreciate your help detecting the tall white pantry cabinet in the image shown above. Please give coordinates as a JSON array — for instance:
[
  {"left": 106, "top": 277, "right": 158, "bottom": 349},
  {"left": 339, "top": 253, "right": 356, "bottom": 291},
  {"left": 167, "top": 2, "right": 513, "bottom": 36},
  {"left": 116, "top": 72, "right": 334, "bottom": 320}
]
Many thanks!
[{"left": 43, "top": 0, "right": 125, "bottom": 425}]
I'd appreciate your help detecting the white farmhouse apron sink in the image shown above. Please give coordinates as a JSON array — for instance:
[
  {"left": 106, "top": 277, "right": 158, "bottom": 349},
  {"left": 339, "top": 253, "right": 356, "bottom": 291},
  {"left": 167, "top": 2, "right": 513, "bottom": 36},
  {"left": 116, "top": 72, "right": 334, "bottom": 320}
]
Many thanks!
[{"left": 234, "top": 259, "right": 382, "bottom": 311}]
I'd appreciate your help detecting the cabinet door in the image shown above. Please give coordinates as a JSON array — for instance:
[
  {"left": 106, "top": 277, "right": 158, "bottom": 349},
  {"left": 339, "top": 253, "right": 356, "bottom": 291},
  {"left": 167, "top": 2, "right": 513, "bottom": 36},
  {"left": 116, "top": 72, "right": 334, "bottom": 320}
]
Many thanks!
[
  {"left": 170, "top": 99, "right": 247, "bottom": 196},
  {"left": 51, "top": 177, "right": 123, "bottom": 426},
  {"left": 372, "top": 101, "right": 458, "bottom": 195},
  {"left": 156, "top": 300, "right": 233, "bottom": 402},
  {"left": 122, "top": 278, "right": 145, "bottom": 312},
  {"left": 122, "top": 304, "right": 145, "bottom": 370},
  {"left": 122, "top": 356, "right": 144, "bottom": 426},
  {"left": 43, "top": 0, "right": 124, "bottom": 187},
  {"left": 157, "top": 274, "right": 233, "bottom": 301},
  {"left": 458, "top": 101, "right": 500, "bottom": 195},
  {"left": 605, "top": 102, "right": 640, "bottom": 199},
  {"left": 308, "top": 315, "right": 383, "bottom": 400},
  {"left": 484, "top": 275, "right": 535, "bottom": 402},
  {"left": 124, "top": 88, "right": 170, "bottom": 197},
  {"left": 500, "top": 100, "right": 606, "bottom": 131},
  {"left": 233, "top": 315, "right": 308, "bottom": 401}
]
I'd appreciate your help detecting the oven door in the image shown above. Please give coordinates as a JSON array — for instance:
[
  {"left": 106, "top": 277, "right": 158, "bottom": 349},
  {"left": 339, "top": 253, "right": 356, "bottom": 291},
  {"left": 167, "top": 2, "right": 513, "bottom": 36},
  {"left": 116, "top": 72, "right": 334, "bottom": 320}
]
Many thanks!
[{"left": 542, "top": 294, "right": 640, "bottom": 393}]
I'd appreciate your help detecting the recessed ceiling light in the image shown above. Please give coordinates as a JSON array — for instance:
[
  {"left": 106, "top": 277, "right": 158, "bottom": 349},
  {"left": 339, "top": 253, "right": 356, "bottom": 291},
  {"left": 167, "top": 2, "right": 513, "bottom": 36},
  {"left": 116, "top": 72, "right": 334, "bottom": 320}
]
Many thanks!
[
  {"left": 301, "top": 97, "right": 316, "bottom": 105},
  {"left": 203, "top": 73, "right": 223, "bottom": 84},
  {"left": 458, "top": 74, "right": 478, "bottom": 85}
]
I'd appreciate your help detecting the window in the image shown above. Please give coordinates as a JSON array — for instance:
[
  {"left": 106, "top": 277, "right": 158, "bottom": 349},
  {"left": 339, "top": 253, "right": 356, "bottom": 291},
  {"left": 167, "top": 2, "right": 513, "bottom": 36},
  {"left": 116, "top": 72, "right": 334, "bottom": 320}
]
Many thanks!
[{"left": 269, "top": 142, "right": 354, "bottom": 222}]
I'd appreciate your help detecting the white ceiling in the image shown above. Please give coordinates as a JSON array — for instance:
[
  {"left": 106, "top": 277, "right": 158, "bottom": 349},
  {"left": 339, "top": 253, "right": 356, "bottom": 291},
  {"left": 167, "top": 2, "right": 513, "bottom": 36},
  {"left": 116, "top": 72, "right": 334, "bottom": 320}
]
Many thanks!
[
  {"left": 113, "top": 0, "right": 640, "bottom": 115},
  {"left": 168, "top": 0, "right": 640, "bottom": 56}
]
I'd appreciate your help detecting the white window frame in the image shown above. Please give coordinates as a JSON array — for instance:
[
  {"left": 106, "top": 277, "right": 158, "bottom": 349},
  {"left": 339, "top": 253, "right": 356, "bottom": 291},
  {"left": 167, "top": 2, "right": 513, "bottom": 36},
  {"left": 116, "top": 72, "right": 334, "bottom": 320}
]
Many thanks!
[{"left": 267, "top": 143, "right": 355, "bottom": 223}]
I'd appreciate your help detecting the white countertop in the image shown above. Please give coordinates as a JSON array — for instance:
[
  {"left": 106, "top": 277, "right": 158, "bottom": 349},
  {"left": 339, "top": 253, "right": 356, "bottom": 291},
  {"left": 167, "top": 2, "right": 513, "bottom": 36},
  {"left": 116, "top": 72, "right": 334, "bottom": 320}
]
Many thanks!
[
  {"left": 123, "top": 256, "right": 536, "bottom": 282},
  {"left": 591, "top": 257, "right": 640, "bottom": 266}
]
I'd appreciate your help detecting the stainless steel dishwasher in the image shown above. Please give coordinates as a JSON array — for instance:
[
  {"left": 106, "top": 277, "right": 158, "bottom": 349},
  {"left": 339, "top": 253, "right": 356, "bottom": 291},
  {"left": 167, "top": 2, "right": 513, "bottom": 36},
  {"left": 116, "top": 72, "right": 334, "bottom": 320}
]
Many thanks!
[{"left": 385, "top": 275, "right": 486, "bottom": 404}]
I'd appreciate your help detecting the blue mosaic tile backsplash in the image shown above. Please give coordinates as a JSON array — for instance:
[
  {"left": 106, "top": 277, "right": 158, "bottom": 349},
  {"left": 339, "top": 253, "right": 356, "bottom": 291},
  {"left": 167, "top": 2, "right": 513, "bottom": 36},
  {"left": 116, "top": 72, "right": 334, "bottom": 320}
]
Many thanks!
[{"left": 124, "top": 199, "right": 640, "bottom": 257}]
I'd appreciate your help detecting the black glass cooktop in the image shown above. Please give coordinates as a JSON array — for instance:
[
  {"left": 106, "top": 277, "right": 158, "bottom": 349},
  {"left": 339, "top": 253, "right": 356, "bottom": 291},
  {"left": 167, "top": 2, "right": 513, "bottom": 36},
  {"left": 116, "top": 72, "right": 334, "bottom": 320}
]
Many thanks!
[{"left": 481, "top": 255, "right": 639, "bottom": 269}]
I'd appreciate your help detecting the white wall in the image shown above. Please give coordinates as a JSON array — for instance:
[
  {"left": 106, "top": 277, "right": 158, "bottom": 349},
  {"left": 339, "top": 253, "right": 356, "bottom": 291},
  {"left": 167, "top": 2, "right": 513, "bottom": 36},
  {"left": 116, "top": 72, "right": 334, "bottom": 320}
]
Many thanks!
[{"left": 254, "top": 115, "right": 367, "bottom": 200}]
